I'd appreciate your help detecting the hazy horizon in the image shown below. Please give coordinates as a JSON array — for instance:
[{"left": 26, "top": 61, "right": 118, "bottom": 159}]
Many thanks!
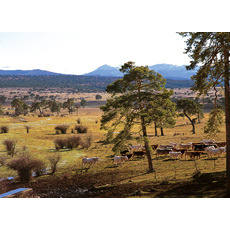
[{"left": 0, "top": 32, "right": 190, "bottom": 76}]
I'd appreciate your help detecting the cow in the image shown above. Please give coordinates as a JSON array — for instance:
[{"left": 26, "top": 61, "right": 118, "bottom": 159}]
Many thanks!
[
  {"left": 151, "top": 144, "right": 158, "bottom": 150},
  {"left": 121, "top": 153, "right": 133, "bottom": 159},
  {"left": 120, "top": 149, "right": 130, "bottom": 155},
  {"left": 172, "top": 148, "right": 187, "bottom": 156},
  {"left": 82, "top": 157, "right": 99, "bottom": 168},
  {"left": 132, "top": 150, "right": 146, "bottom": 159},
  {"left": 169, "top": 151, "right": 182, "bottom": 159},
  {"left": 158, "top": 145, "right": 173, "bottom": 149},
  {"left": 129, "top": 145, "right": 143, "bottom": 151},
  {"left": 114, "top": 155, "right": 128, "bottom": 165},
  {"left": 202, "top": 139, "right": 215, "bottom": 144},
  {"left": 184, "top": 151, "right": 192, "bottom": 160},
  {"left": 205, "top": 146, "right": 222, "bottom": 158},
  {"left": 178, "top": 143, "right": 192, "bottom": 150},
  {"left": 193, "top": 143, "right": 217, "bottom": 151},
  {"left": 184, "top": 151, "right": 201, "bottom": 160},
  {"left": 215, "top": 142, "right": 226, "bottom": 147},
  {"left": 219, "top": 147, "right": 226, "bottom": 154},
  {"left": 170, "top": 143, "right": 178, "bottom": 148},
  {"left": 156, "top": 148, "right": 172, "bottom": 157}
]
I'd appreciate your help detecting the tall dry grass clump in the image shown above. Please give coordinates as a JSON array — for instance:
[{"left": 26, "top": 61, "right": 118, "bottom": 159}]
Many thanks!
[
  {"left": 7, "top": 155, "right": 44, "bottom": 183},
  {"left": 1, "top": 125, "right": 9, "bottom": 133},
  {"left": 54, "top": 136, "right": 82, "bottom": 150},
  {"left": 33, "top": 160, "right": 46, "bottom": 177},
  {"left": 3, "top": 139, "right": 17, "bottom": 156},
  {"left": 75, "top": 125, "right": 88, "bottom": 133},
  {"left": 25, "top": 125, "right": 31, "bottom": 133},
  {"left": 47, "top": 153, "right": 61, "bottom": 174},
  {"left": 0, "top": 155, "right": 8, "bottom": 167},
  {"left": 66, "top": 136, "right": 81, "bottom": 150},
  {"left": 55, "top": 125, "right": 69, "bottom": 134},
  {"left": 80, "top": 135, "right": 92, "bottom": 149},
  {"left": 54, "top": 138, "right": 67, "bottom": 150}
]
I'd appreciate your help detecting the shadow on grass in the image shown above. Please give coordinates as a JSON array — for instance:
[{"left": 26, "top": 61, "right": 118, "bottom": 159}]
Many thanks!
[
  {"left": 202, "top": 158, "right": 219, "bottom": 161},
  {"left": 47, "top": 148, "right": 71, "bottom": 152},
  {"left": 155, "top": 171, "right": 226, "bottom": 198},
  {"left": 130, "top": 157, "right": 145, "bottom": 161},
  {"left": 163, "top": 158, "right": 180, "bottom": 162},
  {"left": 46, "top": 133, "right": 63, "bottom": 136},
  {"left": 104, "top": 164, "right": 120, "bottom": 169},
  {"left": 105, "top": 154, "right": 114, "bottom": 159},
  {"left": 154, "top": 156, "right": 168, "bottom": 160},
  {"left": 96, "top": 140, "right": 111, "bottom": 145}
]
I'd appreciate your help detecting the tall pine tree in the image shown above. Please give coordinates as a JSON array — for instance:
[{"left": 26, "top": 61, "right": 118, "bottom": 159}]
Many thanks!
[
  {"left": 100, "top": 61, "right": 173, "bottom": 172},
  {"left": 178, "top": 32, "right": 230, "bottom": 196}
]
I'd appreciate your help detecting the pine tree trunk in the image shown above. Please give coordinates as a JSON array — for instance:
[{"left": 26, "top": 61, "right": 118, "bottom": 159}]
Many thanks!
[
  {"left": 141, "top": 116, "right": 153, "bottom": 172},
  {"left": 224, "top": 50, "right": 230, "bottom": 197},
  {"left": 154, "top": 122, "right": 157, "bottom": 136},
  {"left": 192, "top": 120, "right": 195, "bottom": 134},
  {"left": 184, "top": 113, "right": 196, "bottom": 134},
  {"left": 160, "top": 127, "right": 164, "bottom": 136}
]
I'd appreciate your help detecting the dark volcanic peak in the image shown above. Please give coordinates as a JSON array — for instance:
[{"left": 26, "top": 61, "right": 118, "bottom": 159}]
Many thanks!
[
  {"left": 0, "top": 69, "right": 62, "bottom": 76},
  {"left": 84, "top": 64, "right": 123, "bottom": 77}
]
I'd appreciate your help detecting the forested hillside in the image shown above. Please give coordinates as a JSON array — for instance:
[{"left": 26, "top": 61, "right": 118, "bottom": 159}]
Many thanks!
[{"left": 0, "top": 75, "right": 192, "bottom": 91}]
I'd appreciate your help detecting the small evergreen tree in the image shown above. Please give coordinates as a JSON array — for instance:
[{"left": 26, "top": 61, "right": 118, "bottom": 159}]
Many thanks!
[
  {"left": 80, "top": 98, "right": 87, "bottom": 108},
  {"left": 63, "top": 98, "right": 75, "bottom": 114},
  {"left": 95, "top": 94, "right": 102, "bottom": 100},
  {"left": 204, "top": 107, "right": 224, "bottom": 135}
]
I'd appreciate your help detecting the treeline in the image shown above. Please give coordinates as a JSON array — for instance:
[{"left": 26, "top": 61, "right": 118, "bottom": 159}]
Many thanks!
[
  {"left": 0, "top": 97, "right": 88, "bottom": 116},
  {"left": 0, "top": 75, "right": 192, "bottom": 91}
]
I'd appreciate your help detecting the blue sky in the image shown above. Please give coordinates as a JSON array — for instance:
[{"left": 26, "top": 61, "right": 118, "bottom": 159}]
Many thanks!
[
  {"left": 0, "top": 0, "right": 227, "bottom": 75},
  {"left": 0, "top": 32, "right": 190, "bottom": 75}
]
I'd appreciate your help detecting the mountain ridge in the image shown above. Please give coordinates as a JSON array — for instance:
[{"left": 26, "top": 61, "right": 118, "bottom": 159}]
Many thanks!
[
  {"left": 84, "top": 64, "right": 123, "bottom": 77},
  {"left": 84, "top": 64, "right": 199, "bottom": 80},
  {"left": 0, "top": 63, "right": 199, "bottom": 80},
  {"left": 0, "top": 69, "right": 63, "bottom": 76}
]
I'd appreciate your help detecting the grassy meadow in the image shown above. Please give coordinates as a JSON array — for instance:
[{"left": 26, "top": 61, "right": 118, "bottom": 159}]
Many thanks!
[{"left": 0, "top": 101, "right": 227, "bottom": 197}]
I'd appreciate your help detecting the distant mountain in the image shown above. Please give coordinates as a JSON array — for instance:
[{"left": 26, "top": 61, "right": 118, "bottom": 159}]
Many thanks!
[
  {"left": 84, "top": 64, "right": 199, "bottom": 80},
  {"left": 0, "top": 69, "right": 62, "bottom": 76},
  {"left": 0, "top": 64, "right": 200, "bottom": 80},
  {"left": 149, "top": 64, "right": 199, "bottom": 80},
  {"left": 84, "top": 64, "right": 123, "bottom": 77}
]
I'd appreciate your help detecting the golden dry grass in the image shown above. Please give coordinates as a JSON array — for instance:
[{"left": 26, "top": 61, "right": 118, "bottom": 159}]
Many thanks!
[{"left": 0, "top": 107, "right": 227, "bottom": 185}]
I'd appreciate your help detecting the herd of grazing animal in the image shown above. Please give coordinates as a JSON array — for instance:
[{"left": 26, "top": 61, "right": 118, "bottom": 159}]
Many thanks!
[{"left": 82, "top": 140, "right": 227, "bottom": 168}]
